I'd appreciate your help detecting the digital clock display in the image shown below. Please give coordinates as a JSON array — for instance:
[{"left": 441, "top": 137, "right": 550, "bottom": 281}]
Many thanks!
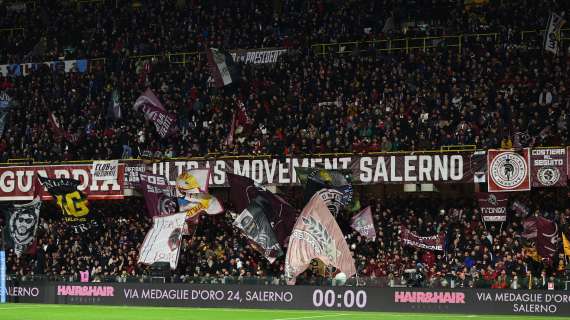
[{"left": 312, "top": 289, "right": 367, "bottom": 309}]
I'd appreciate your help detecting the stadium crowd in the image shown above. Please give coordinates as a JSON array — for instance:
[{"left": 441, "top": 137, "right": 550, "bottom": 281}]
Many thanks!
[
  {"left": 0, "top": 1, "right": 568, "bottom": 161},
  {"left": 2, "top": 188, "right": 569, "bottom": 289},
  {"left": 0, "top": 0, "right": 569, "bottom": 290}
]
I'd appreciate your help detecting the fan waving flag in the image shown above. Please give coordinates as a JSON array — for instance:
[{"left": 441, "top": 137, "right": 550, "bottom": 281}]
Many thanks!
[
  {"left": 476, "top": 193, "right": 508, "bottom": 222},
  {"left": 137, "top": 172, "right": 178, "bottom": 217},
  {"left": 227, "top": 172, "right": 297, "bottom": 246},
  {"left": 176, "top": 169, "right": 210, "bottom": 195},
  {"left": 233, "top": 195, "right": 284, "bottom": 263},
  {"left": 522, "top": 216, "right": 560, "bottom": 261},
  {"left": 178, "top": 193, "right": 223, "bottom": 223},
  {"left": 207, "top": 47, "right": 239, "bottom": 88},
  {"left": 133, "top": 88, "right": 176, "bottom": 138},
  {"left": 138, "top": 212, "right": 187, "bottom": 270},
  {"left": 350, "top": 206, "right": 376, "bottom": 240},
  {"left": 175, "top": 169, "right": 222, "bottom": 223},
  {"left": 3, "top": 197, "right": 41, "bottom": 257},
  {"left": 285, "top": 194, "right": 356, "bottom": 285},
  {"left": 38, "top": 176, "right": 94, "bottom": 233},
  {"left": 296, "top": 168, "right": 353, "bottom": 216}
]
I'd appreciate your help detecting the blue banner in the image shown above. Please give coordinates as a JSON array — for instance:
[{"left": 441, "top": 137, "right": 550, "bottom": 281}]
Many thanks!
[{"left": 0, "top": 250, "right": 6, "bottom": 303}]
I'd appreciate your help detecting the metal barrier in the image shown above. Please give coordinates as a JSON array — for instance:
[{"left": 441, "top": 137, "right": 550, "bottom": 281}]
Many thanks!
[{"left": 0, "top": 28, "right": 24, "bottom": 38}]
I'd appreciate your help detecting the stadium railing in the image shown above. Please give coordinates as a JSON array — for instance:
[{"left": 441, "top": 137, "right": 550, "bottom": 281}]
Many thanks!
[{"left": 8, "top": 274, "right": 570, "bottom": 290}]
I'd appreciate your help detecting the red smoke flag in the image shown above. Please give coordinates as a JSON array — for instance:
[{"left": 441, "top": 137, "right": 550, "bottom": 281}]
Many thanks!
[
  {"left": 350, "top": 206, "right": 376, "bottom": 240},
  {"left": 487, "top": 149, "right": 531, "bottom": 192},
  {"left": 285, "top": 194, "right": 356, "bottom": 285}
]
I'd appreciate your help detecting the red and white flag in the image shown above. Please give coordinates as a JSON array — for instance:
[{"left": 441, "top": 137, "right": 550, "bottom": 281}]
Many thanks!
[
  {"left": 285, "top": 194, "right": 356, "bottom": 285},
  {"left": 350, "top": 206, "right": 376, "bottom": 240},
  {"left": 487, "top": 149, "right": 531, "bottom": 192},
  {"left": 138, "top": 212, "right": 187, "bottom": 269}
]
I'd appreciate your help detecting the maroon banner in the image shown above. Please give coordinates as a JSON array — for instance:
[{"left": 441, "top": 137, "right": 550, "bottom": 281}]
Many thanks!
[
  {"left": 487, "top": 149, "right": 531, "bottom": 192},
  {"left": 476, "top": 192, "right": 508, "bottom": 222},
  {"left": 0, "top": 164, "right": 125, "bottom": 201},
  {"left": 567, "top": 147, "right": 570, "bottom": 177},
  {"left": 133, "top": 89, "right": 175, "bottom": 138},
  {"left": 531, "top": 148, "right": 567, "bottom": 187},
  {"left": 400, "top": 227, "right": 445, "bottom": 251},
  {"left": 350, "top": 206, "right": 376, "bottom": 240},
  {"left": 123, "top": 153, "right": 484, "bottom": 188},
  {"left": 137, "top": 172, "right": 178, "bottom": 217},
  {"left": 523, "top": 217, "right": 559, "bottom": 261}
]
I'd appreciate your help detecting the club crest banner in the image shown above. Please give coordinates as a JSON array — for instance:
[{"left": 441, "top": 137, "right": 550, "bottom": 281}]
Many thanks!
[
  {"left": 487, "top": 149, "right": 531, "bottom": 192},
  {"left": 531, "top": 148, "right": 567, "bottom": 188}
]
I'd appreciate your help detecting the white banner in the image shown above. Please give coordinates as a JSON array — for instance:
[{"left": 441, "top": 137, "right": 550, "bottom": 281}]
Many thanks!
[
  {"left": 138, "top": 212, "right": 187, "bottom": 270},
  {"left": 92, "top": 160, "right": 119, "bottom": 181},
  {"left": 544, "top": 12, "right": 566, "bottom": 54}
]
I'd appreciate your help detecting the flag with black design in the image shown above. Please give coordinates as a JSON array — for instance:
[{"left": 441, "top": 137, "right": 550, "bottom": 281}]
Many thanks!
[
  {"left": 227, "top": 172, "right": 297, "bottom": 246},
  {"left": 207, "top": 47, "right": 239, "bottom": 88},
  {"left": 233, "top": 194, "right": 283, "bottom": 263},
  {"left": 38, "top": 176, "right": 94, "bottom": 233},
  {"left": 3, "top": 197, "right": 41, "bottom": 257},
  {"left": 544, "top": 12, "right": 566, "bottom": 54},
  {"left": 296, "top": 168, "right": 353, "bottom": 216}
]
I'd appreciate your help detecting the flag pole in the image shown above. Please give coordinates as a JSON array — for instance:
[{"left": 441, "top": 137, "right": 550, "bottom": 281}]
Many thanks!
[{"left": 0, "top": 222, "right": 7, "bottom": 304}]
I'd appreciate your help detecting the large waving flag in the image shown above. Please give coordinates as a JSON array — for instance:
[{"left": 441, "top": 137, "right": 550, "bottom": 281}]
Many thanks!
[
  {"left": 138, "top": 212, "right": 187, "bottom": 269},
  {"left": 176, "top": 169, "right": 222, "bottom": 223},
  {"left": 233, "top": 194, "right": 284, "bottom": 263},
  {"left": 296, "top": 168, "right": 353, "bottom": 216},
  {"left": 137, "top": 172, "right": 178, "bottom": 217},
  {"left": 207, "top": 48, "right": 239, "bottom": 87},
  {"left": 522, "top": 216, "right": 559, "bottom": 261},
  {"left": 3, "top": 197, "right": 41, "bottom": 257},
  {"left": 38, "top": 176, "right": 94, "bottom": 233},
  {"left": 133, "top": 88, "right": 176, "bottom": 138},
  {"left": 176, "top": 169, "right": 210, "bottom": 195},
  {"left": 285, "top": 194, "right": 356, "bottom": 285},
  {"left": 227, "top": 172, "right": 297, "bottom": 246}
]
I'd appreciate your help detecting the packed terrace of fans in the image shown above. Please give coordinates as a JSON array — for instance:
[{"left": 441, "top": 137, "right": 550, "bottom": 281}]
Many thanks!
[
  {"left": 1, "top": 189, "right": 568, "bottom": 289},
  {"left": 0, "top": 1, "right": 568, "bottom": 289},
  {"left": 0, "top": 1, "right": 568, "bottom": 161}
]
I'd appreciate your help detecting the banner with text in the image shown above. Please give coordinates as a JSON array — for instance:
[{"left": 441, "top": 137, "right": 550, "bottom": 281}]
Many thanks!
[
  {"left": 0, "top": 164, "right": 125, "bottom": 201},
  {"left": 7, "top": 283, "right": 570, "bottom": 316},
  {"left": 123, "top": 153, "right": 485, "bottom": 188},
  {"left": 230, "top": 48, "right": 287, "bottom": 65},
  {"left": 476, "top": 192, "right": 508, "bottom": 222},
  {"left": 530, "top": 148, "right": 567, "bottom": 188}
]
